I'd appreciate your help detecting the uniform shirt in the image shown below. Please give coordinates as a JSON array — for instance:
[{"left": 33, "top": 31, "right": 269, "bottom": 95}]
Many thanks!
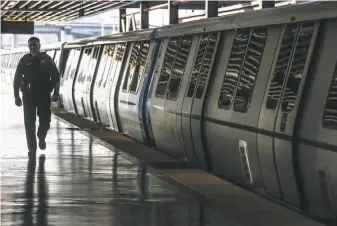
[{"left": 13, "top": 52, "right": 60, "bottom": 98}]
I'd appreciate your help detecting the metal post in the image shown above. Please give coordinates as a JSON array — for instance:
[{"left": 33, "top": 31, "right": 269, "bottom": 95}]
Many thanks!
[
  {"left": 119, "top": 8, "right": 126, "bottom": 32},
  {"left": 168, "top": 0, "right": 178, "bottom": 25},
  {"left": 140, "top": 1, "right": 149, "bottom": 29},
  {"left": 205, "top": 0, "right": 218, "bottom": 18}
]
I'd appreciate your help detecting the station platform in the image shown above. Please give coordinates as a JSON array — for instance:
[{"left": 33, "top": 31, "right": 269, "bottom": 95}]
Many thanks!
[{"left": 0, "top": 88, "right": 326, "bottom": 226}]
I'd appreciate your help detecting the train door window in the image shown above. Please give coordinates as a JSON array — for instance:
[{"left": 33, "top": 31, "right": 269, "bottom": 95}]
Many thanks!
[
  {"left": 69, "top": 48, "right": 81, "bottom": 80},
  {"left": 196, "top": 32, "right": 219, "bottom": 99},
  {"left": 62, "top": 49, "right": 74, "bottom": 80},
  {"left": 99, "top": 45, "right": 116, "bottom": 88},
  {"left": 166, "top": 35, "right": 193, "bottom": 100},
  {"left": 187, "top": 33, "right": 209, "bottom": 98},
  {"left": 103, "top": 43, "right": 125, "bottom": 88},
  {"left": 130, "top": 41, "right": 150, "bottom": 93},
  {"left": 323, "top": 62, "right": 337, "bottom": 129},
  {"left": 218, "top": 29, "right": 250, "bottom": 109},
  {"left": 233, "top": 27, "right": 267, "bottom": 112},
  {"left": 265, "top": 23, "right": 302, "bottom": 110},
  {"left": 95, "top": 45, "right": 111, "bottom": 87},
  {"left": 86, "top": 46, "right": 101, "bottom": 83},
  {"left": 155, "top": 37, "right": 180, "bottom": 98},
  {"left": 54, "top": 50, "right": 61, "bottom": 68},
  {"left": 122, "top": 41, "right": 141, "bottom": 92},
  {"left": 280, "top": 22, "right": 315, "bottom": 112},
  {"left": 77, "top": 47, "right": 91, "bottom": 84},
  {"left": 195, "top": 32, "right": 218, "bottom": 99}
]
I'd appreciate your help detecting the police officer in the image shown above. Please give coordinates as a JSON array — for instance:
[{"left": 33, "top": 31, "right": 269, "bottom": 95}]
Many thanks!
[{"left": 13, "top": 37, "right": 60, "bottom": 158}]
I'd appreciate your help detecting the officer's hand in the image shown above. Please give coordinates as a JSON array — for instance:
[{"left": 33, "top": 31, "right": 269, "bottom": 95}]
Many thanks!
[
  {"left": 15, "top": 97, "right": 22, "bottom": 107},
  {"left": 51, "top": 93, "right": 59, "bottom": 102}
]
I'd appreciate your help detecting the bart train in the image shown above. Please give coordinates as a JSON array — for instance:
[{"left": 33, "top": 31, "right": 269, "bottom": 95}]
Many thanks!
[{"left": 1, "top": 1, "right": 337, "bottom": 223}]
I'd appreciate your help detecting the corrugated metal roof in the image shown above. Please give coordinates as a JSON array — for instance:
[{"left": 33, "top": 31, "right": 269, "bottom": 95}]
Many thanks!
[{"left": 0, "top": 1, "right": 136, "bottom": 22}]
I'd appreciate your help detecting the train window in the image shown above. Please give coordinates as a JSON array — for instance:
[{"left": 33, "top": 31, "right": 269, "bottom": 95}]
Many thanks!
[
  {"left": 166, "top": 36, "right": 193, "bottom": 100},
  {"left": 130, "top": 41, "right": 150, "bottom": 93},
  {"left": 103, "top": 43, "right": 125, "bottom": 88},
  {"left": 187, "top": 33, "right": 209, "bottom": 98},
  {"left": 54, "top": 50, "right": 61, "bottom": 68},
  {"left": 62, "top": 49, "right": 74, "bottom": 80},
  {"left": 155, "top": 37, "right": 180, "bottom": 98},
  {"left": 99, "top": 45, "right": 116, "bottom": 88},
  {"left": 233, "top": 27, "right": 267, "bottom": 112},
  {"left": 95, "top": 45, "right": 112, "bottom": 87},
  {"left": 266, "top": 23, "right": 300, "bottom": 110},
  {"left": 86, "top": 46, "right": 101, "bottom": 83},
  {"left": 218, "top": 29, "right": 250, "bottom": 109},
  {"left": 77, "top": 47, "right": 92, "bottom": 84},
  {"left": 281, "top": 22, "right": 315, "bottom": 112},
  {"left": 196, "top": 32, "right": 219, "bottom": 99},
  {"left": 323, "top": 63, "right": 337, "bottom": 129},
  {"left": 122, "top": 42, "right": 141, "bottom": 91},
  {"left": 69, "top": 49, "right": 81, "bottom": 80}
]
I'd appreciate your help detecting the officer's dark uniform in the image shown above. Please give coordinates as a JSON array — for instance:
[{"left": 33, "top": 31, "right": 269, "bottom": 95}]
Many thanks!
[{"left": 13, "top": 52, "right": 60, "bottom": 154}]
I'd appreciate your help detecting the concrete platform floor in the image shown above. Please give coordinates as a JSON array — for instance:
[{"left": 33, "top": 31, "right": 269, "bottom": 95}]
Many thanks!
[{"left": 0, "top": 88, "right": 327, "bottom": 226}]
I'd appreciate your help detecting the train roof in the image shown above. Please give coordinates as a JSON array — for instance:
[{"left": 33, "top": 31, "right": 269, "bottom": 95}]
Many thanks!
[
  {"left": 155, "top": 1, "right": 337, "bottom": 37},
  {"left": 64, "top": 28, "right": 154, "bottom": 48}
]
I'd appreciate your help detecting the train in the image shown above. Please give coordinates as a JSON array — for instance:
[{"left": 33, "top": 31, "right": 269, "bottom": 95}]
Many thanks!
[{"left": 1, "top": 1, "right": 337, "bottom": 224}]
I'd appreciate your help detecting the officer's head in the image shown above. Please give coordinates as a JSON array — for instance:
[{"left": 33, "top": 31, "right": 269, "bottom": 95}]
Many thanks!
[{"left": 28, "top": 37, "right": 41, "bottom": 56}]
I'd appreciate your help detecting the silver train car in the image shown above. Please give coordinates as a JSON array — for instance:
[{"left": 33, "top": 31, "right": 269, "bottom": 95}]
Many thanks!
[{"left": 1, "top": 1, "right": 337, "bottom": 223}]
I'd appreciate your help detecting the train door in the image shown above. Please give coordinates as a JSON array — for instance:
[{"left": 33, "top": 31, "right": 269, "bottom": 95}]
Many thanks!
[
  {"left": 118, "top": 41, "right": 152, "bottom": 142},
  {"left": 258, "top": 21, "right": 320, "bottom": 207},
  {"left": 106, "top": 43, "right": 127, "bottom": 132},
  {"left": 73, "top": 47, "right": 93, "bottom": 117},
  {"left": 63, "top": 48, "right": 81, "bottom": 113},
  {"left": 181, "top": 32, "right": 220, "bottom": 170},
  {"left": 93, "top": 44, "right": 116, "bottom": 126},
  {"left": 296, "top": 19, "right": 337, "bottom": 220},
  {"left": 160, "top": 35, "right": 196, "bottom": 159},
  {"left": 84, "top": 45, "right": 101, "bottom": 122}
]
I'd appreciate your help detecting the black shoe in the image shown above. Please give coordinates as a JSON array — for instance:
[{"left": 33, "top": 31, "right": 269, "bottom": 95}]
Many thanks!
[{"left": 39, "top": 139, "right": 46, "bottom": 150}]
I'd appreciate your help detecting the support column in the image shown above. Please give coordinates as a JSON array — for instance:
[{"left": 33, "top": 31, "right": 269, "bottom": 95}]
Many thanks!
[
  {"left": 168, "top": 0, "right": 178, "bottom": 25},
  {"left": 205, "top": 0, "right": 218, "bottom": 18},
  {"left": 259, "top": 0, "right": 275, "bottom": 9},
  {"left": 140, "top": 1, "right": 149, "bottom": 29},
  {"left": 119, "top": 8, "right": 126, "bottom": 32}
]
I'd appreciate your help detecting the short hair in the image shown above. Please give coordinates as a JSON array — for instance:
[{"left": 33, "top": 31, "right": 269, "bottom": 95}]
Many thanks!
[{"left": 28, "top": 37, "right": 40, "bottom": 43}]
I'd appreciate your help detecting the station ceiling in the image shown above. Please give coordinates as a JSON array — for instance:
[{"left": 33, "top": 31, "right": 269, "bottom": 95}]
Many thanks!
[{"left": 0, "top": 0, "right": 248, "bottom": 22}]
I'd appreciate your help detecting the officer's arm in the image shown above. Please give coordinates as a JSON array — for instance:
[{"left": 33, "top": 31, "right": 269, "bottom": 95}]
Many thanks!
[
  {"left": 13, "top": 57, "right": 24, "bottom": 98},
  {"left": 49, "top": 59, "right": 60, "bottom": 95}
]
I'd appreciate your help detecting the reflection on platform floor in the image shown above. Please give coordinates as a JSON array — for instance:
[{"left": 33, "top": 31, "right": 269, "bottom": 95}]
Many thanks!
[{"left": 0, "top": 91, "right": 240, "bottom": 226}]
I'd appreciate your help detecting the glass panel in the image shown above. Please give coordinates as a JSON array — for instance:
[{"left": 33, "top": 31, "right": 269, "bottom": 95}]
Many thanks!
[
  {"left": 195, "top": 32, "right": 219, "bottom": 99},
  {"left": 86, "top": 46, "right": 101, "bottom": 83},
  {"left": 218, "top": 29, "right": 250, "bottom": 109},
  {"left": 281, "top": 22, "right": 315, "bottom": 112},
  {"left": 103, "top": 43, "right": 125, "bottom": 88},
  {"left": 266, "top": 23, "right": 299, "bottom": 110},
  {"left": 155, "top": 37, "right": 179, "bottom": 97},
  {"left": 95, "top": 45, "right": 111, "bottom": 87},
  {"left": 167, "top": 36, "right": 193, "bottom": 100},
  {"left": 233, "top": 27, "right": 267, "bottom": 112},
  {"left": 323, "top": 63, "right": 337, "bottom": 129},
  {"left": 187, "top": 33, "right": 208, "bottom": 98},
  {"left": 123, "top": 42, "right": 141, "bottom": 91},
  {"left": 130, "top": 41, "right": 150, "bottom": 93},
  {"left": 101, "top": 45, "right": 116, "bottom": 88}
]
